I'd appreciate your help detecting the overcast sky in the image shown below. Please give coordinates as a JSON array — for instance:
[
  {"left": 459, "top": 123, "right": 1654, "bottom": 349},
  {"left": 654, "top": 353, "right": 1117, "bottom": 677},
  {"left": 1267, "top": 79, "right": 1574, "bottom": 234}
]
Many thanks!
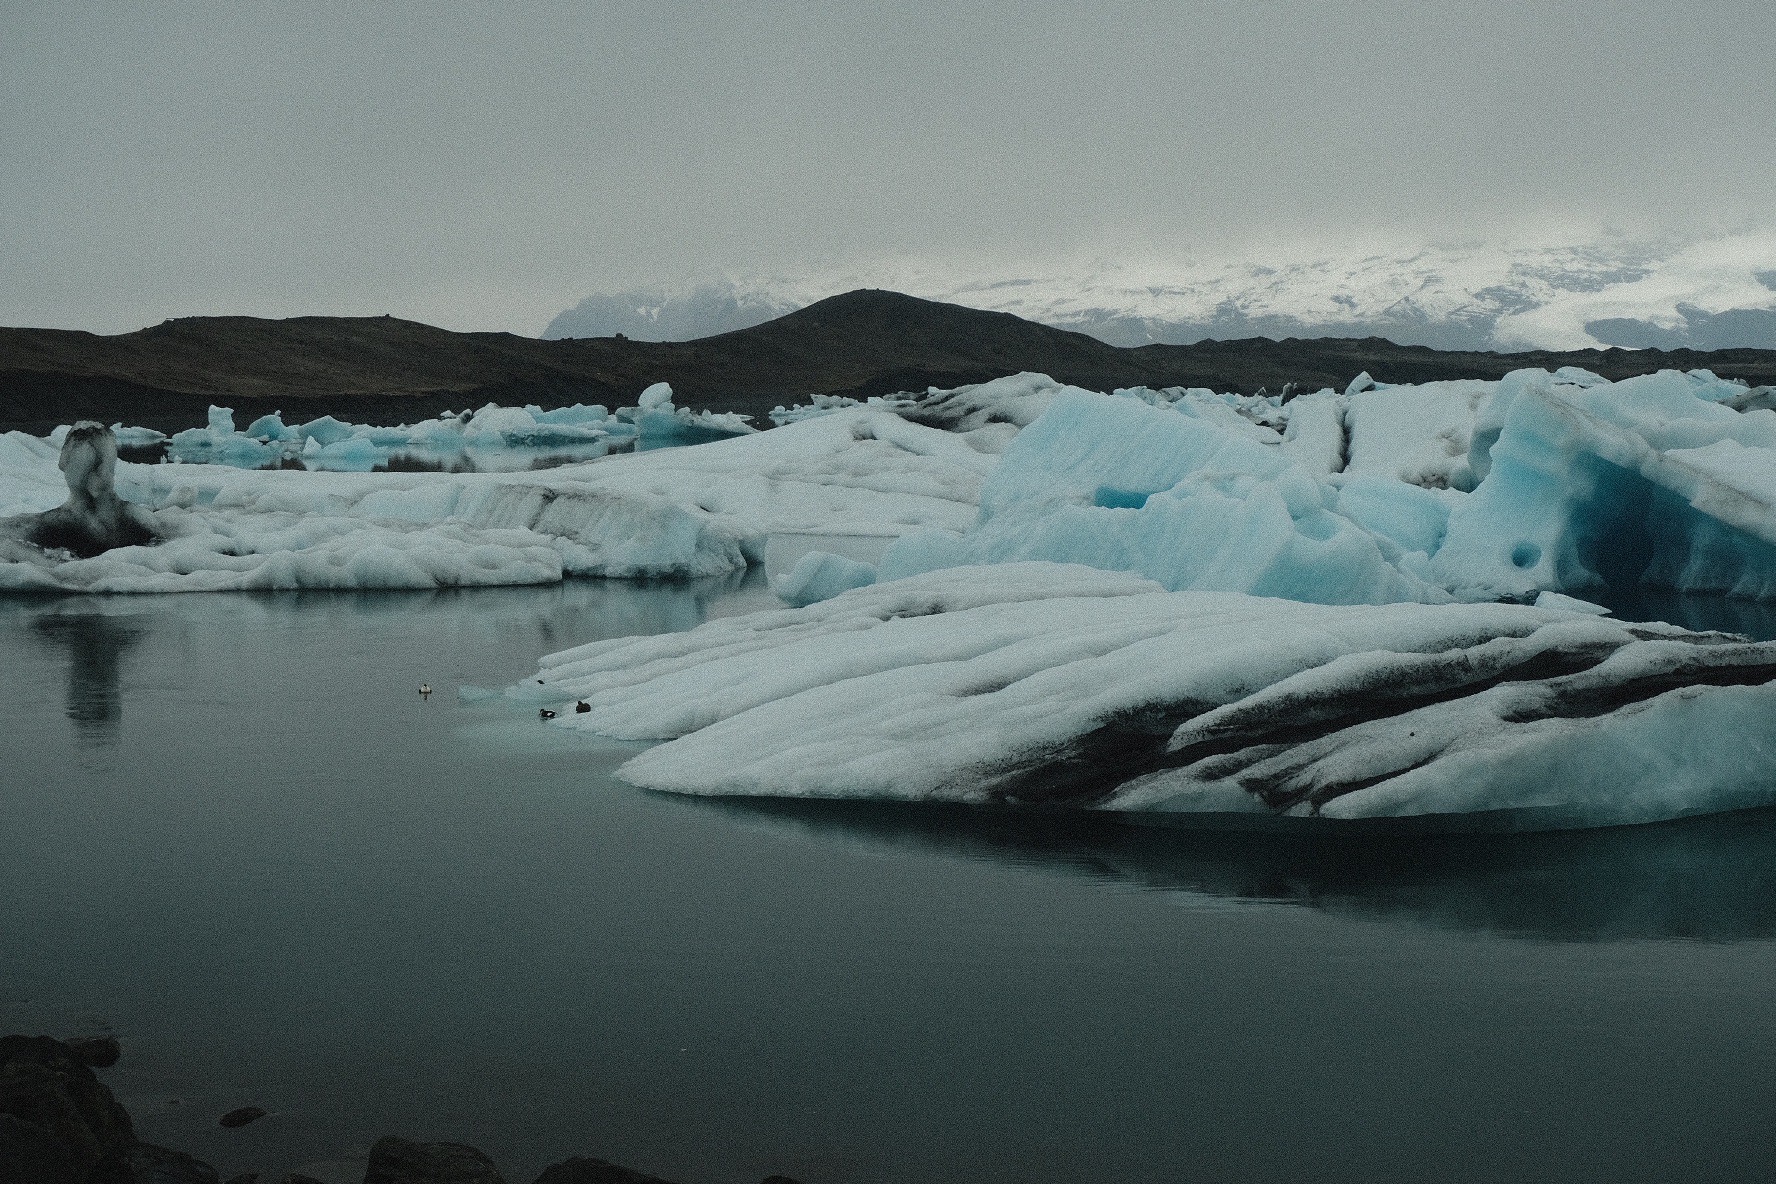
[{"left": 4, "top": 0, "right": 1774, "bottom": 335}]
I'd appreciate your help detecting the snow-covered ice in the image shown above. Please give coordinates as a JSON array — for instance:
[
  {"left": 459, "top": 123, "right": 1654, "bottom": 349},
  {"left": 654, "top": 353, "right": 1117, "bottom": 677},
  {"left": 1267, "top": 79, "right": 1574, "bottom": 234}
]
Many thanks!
[
  {"left": 0, "top": 408, "right": 992, "bottom": 592},
  {"left": 10, "top": 365, "right": 1776, "bottom": 607},
  {"left": 15, "top": 368, "right": 1776, "bottom": 828},
  {"left": 517, "top": 562, "right": 1776, "bottom": 830}
]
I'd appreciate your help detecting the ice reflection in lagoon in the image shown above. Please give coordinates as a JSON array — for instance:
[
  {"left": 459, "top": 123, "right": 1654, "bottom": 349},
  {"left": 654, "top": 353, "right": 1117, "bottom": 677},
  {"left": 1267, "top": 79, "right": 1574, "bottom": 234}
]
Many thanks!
[
  {"left": 122, "top": 438, "right": 626, "bottom": 474},
  {"left": 705, "top": 797, "right": 1776, "bottom": 944},
  {"left": 6, "top": 578, "right": 1776, "bottom": 1184}
]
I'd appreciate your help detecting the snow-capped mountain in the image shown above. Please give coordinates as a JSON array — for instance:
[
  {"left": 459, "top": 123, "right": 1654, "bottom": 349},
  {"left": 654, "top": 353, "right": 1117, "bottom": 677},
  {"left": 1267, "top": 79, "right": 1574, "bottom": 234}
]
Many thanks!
[{"left": 543, "top": 232, "right": 1776, "bottom": 352}]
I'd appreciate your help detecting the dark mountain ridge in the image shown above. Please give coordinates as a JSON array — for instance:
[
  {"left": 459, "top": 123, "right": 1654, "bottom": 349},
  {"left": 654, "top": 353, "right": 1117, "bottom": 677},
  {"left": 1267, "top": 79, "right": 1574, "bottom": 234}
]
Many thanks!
[{"left": 4, "top": 289, "right": 1775, "bottom": 435}]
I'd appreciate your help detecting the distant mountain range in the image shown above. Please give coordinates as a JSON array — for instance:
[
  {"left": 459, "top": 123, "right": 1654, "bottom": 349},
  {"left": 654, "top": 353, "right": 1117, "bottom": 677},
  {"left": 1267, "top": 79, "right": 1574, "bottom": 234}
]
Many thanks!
[
  {"left": 544, "top": 234, "right": 1776, "bottom": 352},
  {"left": 7, "top": 290, "right": 1776, "bottom": 436}
]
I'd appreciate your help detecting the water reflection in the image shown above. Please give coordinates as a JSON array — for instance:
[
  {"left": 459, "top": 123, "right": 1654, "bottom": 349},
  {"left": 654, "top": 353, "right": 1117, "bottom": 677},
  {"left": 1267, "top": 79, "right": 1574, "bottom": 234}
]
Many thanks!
[
  {"left": 28, "top": 609, "right": 145, "bottom": 742},
  {"left": 1593, "top": 587, "right": 1776, "bottom": 641},
  {"left": 126, "top": 440, "right": 633, "bottom": 474},
  {"left": 697, "top": 797, "right": 1776, "bottom": 944}
]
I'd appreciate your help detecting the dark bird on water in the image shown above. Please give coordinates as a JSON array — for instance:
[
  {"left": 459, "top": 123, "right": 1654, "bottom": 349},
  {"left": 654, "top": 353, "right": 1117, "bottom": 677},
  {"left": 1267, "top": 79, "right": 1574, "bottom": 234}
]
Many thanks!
[{"left": 539, "top": 708, "right": 556, "bottom": 720}]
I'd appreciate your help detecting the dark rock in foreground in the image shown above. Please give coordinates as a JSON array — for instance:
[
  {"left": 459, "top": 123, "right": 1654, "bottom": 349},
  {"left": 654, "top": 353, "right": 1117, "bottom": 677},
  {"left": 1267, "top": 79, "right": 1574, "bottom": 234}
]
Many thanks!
[
  {"left": 88, "top": 1141, "right": 224, "bottom": 1183},
  {"left": 0, "top": 1110, "right": 87, "bottom": 1184},
  {"left": 68, "top": 1036, "right": 124, "bottom": 1069},
  {"left": 0, "top": 1034, "right": 137, "bottom": 1177},
  {"left": 531, "top": 1156, "right": 685, "bottom": 1184},
  {"left": 1, "top": 1031, "right": 799, "bottom": 1184},
  {"left": 364, "top": 1135, "right": 509, "bottom": 1184},
  {"left": 218, "top": 1106, "right": 268, "bottom": 1130}
]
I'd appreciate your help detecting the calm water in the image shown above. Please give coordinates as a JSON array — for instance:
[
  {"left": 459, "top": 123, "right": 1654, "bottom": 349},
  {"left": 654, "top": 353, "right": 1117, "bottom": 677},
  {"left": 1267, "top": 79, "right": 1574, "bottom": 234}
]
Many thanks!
[{"left": 6, "top": 578, "right": 1776, "bottom": 1184}]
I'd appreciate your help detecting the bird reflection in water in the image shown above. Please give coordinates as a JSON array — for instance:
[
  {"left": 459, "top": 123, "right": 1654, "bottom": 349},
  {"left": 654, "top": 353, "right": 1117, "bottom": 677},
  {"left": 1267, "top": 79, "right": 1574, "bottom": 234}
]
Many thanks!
[{"left": 30, "top": 611, "right": 145, "bottom": 744}]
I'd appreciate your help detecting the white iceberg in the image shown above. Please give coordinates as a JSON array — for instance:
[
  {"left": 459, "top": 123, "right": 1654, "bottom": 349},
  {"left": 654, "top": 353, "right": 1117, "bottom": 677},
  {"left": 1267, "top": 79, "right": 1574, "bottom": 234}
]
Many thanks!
[
  {"left": 519, "top": 562, "right": 1776, "bottom": 830},
  {"left": 0, "top": 409, "right": 991, "bottom": 592}
]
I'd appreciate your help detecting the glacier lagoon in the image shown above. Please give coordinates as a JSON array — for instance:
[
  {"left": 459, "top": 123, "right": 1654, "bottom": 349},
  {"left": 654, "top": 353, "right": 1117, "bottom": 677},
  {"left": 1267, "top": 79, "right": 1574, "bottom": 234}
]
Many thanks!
[{"left": 9, "top": 576, "right": 1776, "bottom": 1183}]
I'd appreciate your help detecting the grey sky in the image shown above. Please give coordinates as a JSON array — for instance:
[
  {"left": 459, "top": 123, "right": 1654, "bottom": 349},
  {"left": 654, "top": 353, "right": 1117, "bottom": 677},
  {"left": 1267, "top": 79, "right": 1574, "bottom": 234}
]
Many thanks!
[{"left": 4, "top": 0, "right": 1773, "bottom": 335}]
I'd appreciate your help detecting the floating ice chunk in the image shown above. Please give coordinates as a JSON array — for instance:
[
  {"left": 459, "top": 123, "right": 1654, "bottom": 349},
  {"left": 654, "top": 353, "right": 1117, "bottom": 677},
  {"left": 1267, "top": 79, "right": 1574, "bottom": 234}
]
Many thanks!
[
  {"left": 0, "top": 431, "right": 73, "bottom": 518},
  {"left": 243, "top": 413, "right": 292, "bottom": 441},
  {"left": 314, "top": 435, "right": 383, "bottom": 471},
  {"left": 774, "top": 550, "right": 878, "bottom": 606},
  {"left": 1435, "top": 368, "right": 1776, "bottom": 601},
  {"left": 207, "top": 405, "right": 236, "bottom": 437},
  {"left": 638, "top": 382, "right": 675, "bottom": 412},
  {"left": 769, "top": 393, "right": 865, "bottom": 426},
  {"left": 1534, "top": 590, "right": 1611, "bottom": 615},
  {"left": 0, "top": 407, "right": 989, "bottom": 593},
  {"left": 522, "top": 562, "right": 1776, "bottom": 830},
  {"left": 462, "top": 404, "right": 538, "bottom": 442},
  {"left": 635, "top": 406, "right": 756, "bottom": 448},
  {"left": 296, "top": 415, "right": 356, "bottom": 447},
  {"left": 533, "top": 403, "right": 613, "bottom": 426},
  {"left": 880, "top": 391, "right": 1446, "bottom": 605},
  {"left": 110, "top": 424, "right": 168, "bottom": 448}
]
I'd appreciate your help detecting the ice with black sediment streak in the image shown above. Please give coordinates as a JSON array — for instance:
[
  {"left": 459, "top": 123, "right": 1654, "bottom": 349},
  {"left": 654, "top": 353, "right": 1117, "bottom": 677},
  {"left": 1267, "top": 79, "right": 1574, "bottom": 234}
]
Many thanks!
[
  {"left": 518, "top": 563, "right": 1776, "bottom": 829},
  {"left": 0, "top": 423, "right": 161, "bottom": 576}
]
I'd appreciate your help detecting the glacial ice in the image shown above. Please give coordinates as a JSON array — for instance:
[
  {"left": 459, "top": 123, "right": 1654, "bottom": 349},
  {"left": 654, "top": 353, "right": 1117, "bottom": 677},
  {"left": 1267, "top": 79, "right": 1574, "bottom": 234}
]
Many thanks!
[
  {"left": 0, "top": 409, "right": 991, "bottom": 592},
  {"left": 8, "top": 364, "right": 1776, "bottom": 609},
  {"left": 14, "top": 365, "right": 1776, "bottom": 827},
  {"left": 0, "top": 422, "right": 161, "bottom": 584},
  {"left": 1434, "top": 368, "right": 1776, "bottom": 601},
  {"left": 518, "top": 562, "right": 1776, "bottom": 830},
  {"left": 876, "top": 390, "right": 1450, "bottom": 605},
  {"left": 162, "top": 400, "right": 633, "bottom": 470},
  {"left": 773, "top": 549, "right": 879, "bottom": 607}
]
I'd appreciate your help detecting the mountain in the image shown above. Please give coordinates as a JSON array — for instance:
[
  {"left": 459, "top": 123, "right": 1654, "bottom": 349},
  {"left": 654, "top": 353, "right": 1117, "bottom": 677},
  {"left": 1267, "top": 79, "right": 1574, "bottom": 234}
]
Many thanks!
[
  {"left": 544, "top": 234, "right": 1776, "bottom": 352},
  {"left": 5, "top": 289, "right": 1775, "bottom": 435},
  {"left": 543, "top": 280, "right": 798, "bottom": 341}
]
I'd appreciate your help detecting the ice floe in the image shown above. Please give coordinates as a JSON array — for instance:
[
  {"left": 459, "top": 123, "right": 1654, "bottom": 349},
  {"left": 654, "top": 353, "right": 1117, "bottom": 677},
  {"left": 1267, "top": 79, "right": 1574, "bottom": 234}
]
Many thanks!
[
  {"left": 9, "top": 365, "right": 1776, "bottom": 607},
  {"left": 0, "top": 408, "right": 990, "bottom": 592},
  {"left": 517, "top": 562, "right": 1776, "bottom": 830}
]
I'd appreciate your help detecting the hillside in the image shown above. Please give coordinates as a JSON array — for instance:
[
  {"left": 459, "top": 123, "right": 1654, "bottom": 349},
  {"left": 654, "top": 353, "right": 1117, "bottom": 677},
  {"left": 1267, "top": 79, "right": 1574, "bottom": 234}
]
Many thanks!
[{"left": 4, "top": 289, "right": 1776, "bottom": 434}]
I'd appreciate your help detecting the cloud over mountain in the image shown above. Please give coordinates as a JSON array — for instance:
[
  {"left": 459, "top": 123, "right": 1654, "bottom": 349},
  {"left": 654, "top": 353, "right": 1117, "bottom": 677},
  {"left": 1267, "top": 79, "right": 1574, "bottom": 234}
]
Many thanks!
[{"left": 546, "top": 233, "right": 1776, "bottom": 352}]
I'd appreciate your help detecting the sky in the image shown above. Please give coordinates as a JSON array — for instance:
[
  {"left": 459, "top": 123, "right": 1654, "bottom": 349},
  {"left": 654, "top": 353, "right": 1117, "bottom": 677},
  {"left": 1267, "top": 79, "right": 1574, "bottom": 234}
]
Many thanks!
[{"left": 4, "top": 0, "right": 1775, "bottom": 336}]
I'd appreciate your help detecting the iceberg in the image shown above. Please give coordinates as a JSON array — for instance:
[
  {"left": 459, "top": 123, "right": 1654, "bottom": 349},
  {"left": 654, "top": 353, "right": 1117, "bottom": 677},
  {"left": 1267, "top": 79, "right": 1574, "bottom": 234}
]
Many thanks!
[
  {"left": 0, "top": 409, "right": 991, "bottom": 592},
  {"left": 12, "top": 364, "right": 1776, "bottom": 608},
  {"left": 877, "top": 391, "right": 1448, "bottom": 605},
  {"left": 625, "top": 382, "right": 757, "bottom": 448},
  {"left": 1435, "top": 368, "right": 1776, "bottom": 601},
  {"left": 1, "top": 423, "right": 162, "bottom": 586},
  {"left": 518, "top": 562, "right": 1776, "bottom": 830}
]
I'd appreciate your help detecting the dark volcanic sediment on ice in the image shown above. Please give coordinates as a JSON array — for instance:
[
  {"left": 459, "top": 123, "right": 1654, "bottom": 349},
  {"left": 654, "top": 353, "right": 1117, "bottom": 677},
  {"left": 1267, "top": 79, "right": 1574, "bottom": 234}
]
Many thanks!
[{"left": 5, "top": 289, "right": 1776, "bottom": 434}]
